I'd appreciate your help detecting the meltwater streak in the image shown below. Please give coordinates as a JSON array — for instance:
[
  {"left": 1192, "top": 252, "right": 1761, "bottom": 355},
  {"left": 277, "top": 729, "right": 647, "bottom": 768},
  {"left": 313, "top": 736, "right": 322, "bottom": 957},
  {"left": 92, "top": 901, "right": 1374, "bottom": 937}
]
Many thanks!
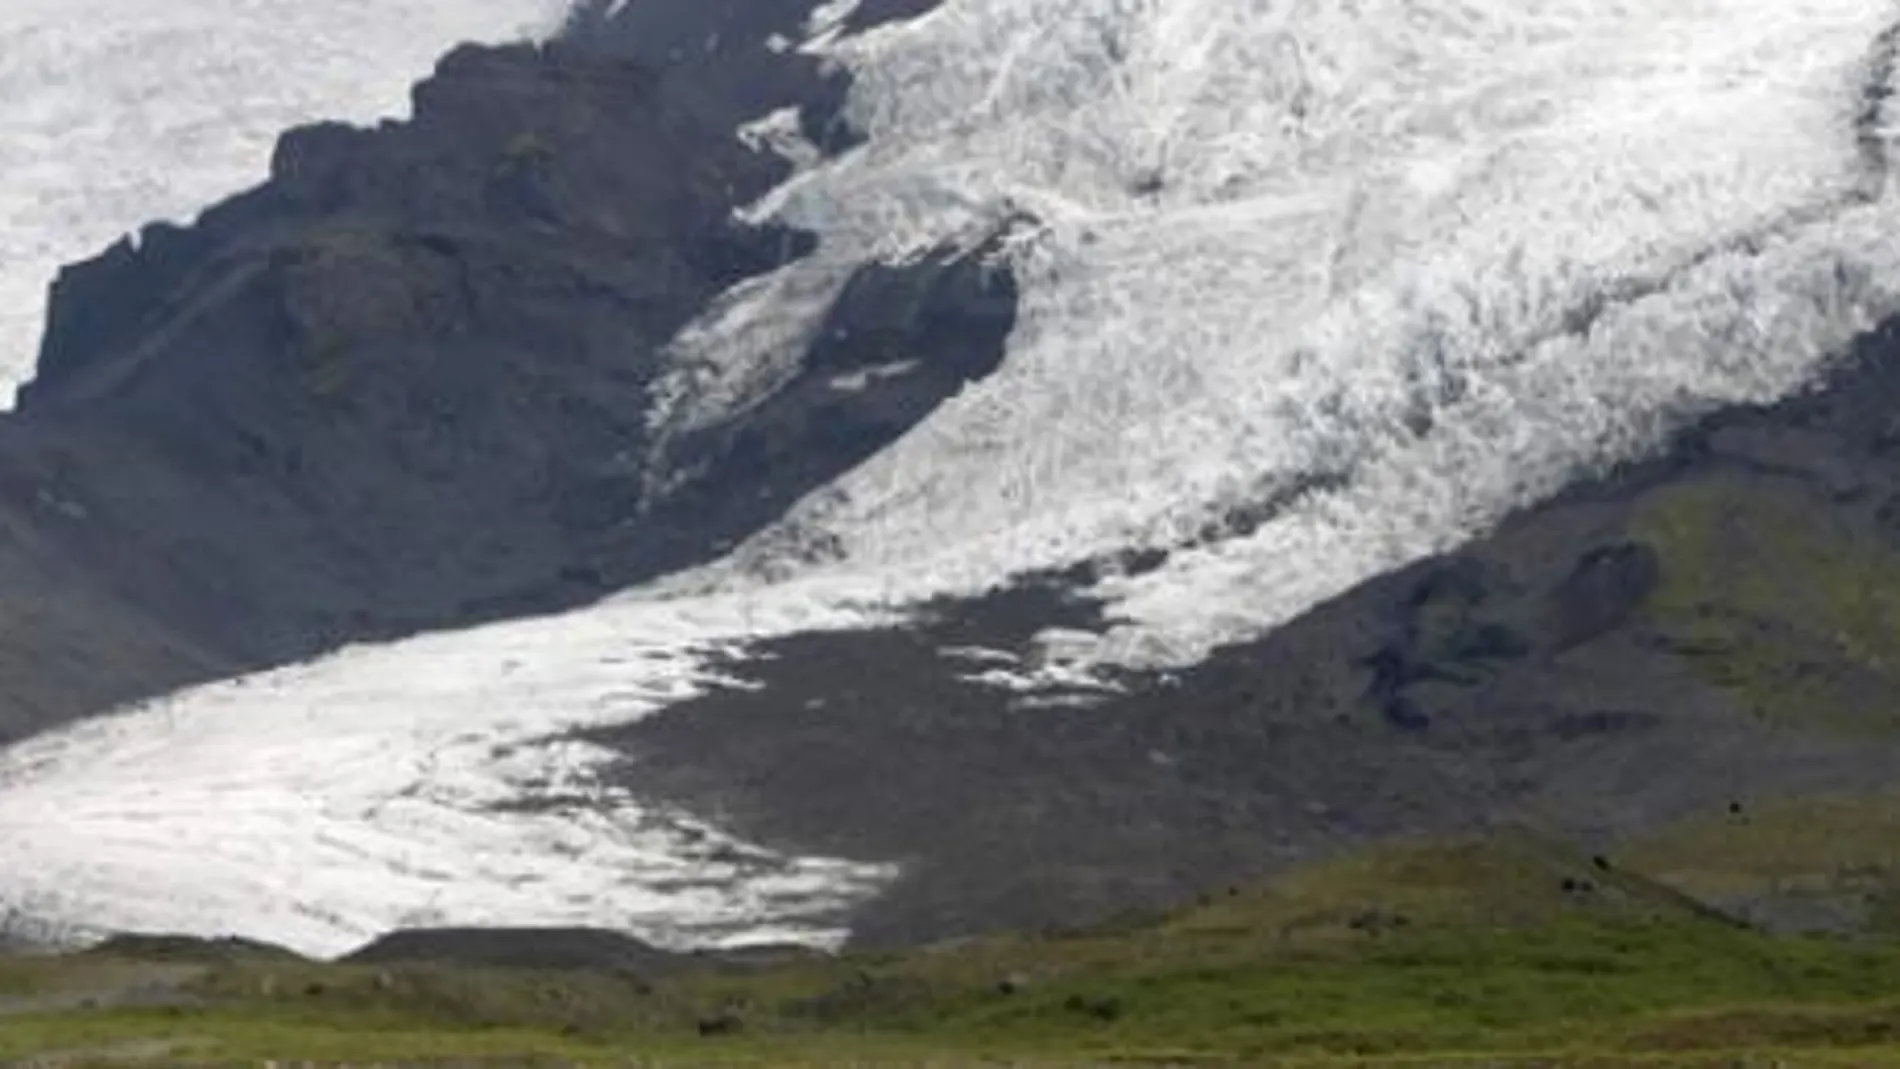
[
  {"left": 704, "top": 0, "right": 1900, "bottom": 668},
  {"left": 0, "top": 0, "right": 569, "bottom": 401}
]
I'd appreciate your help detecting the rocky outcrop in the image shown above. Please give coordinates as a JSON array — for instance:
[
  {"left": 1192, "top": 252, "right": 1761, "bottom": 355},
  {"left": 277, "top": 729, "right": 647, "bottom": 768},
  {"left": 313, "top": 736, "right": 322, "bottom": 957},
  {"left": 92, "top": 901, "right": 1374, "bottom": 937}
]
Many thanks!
[
  {"left": 0, "top": 0, "right": 1002, "bottom": 744},
  {"left": 8, "top": 0, "right": 1900, "bottom": 958},
  {"left": 592, "top": 324, "right": 1900, "bottom": 947}
]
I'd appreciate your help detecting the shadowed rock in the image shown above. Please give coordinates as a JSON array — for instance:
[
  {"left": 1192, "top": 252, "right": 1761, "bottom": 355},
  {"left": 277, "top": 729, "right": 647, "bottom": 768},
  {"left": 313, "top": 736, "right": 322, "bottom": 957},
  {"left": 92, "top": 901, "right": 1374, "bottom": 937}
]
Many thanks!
[
  {"left": 0, "top": 0, "right": 992, "bottom": 745},
  {"left": 4, "top": 0, "right": 1900, "bottom": 964},
  {"left": 589, "top": 321, "right": 1900, "bottom": 948}
]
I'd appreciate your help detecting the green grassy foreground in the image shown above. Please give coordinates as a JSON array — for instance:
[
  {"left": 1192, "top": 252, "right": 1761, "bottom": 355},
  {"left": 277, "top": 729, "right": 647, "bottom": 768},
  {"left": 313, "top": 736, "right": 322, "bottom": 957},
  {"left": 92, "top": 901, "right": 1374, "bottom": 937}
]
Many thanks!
[{"left": 9, "top": 827, "right": 1900, "bottom": 1068}]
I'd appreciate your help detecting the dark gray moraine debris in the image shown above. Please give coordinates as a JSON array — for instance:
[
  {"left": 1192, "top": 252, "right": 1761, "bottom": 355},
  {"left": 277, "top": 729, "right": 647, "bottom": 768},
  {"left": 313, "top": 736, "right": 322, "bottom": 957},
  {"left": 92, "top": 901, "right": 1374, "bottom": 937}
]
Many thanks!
[
  {"left": 590, "top": 322, "right": 1900, "bottom": 947},
  {"left": 6, "top": 0, "right": 1900, "bottom": 956},
  {"left": 0, "top": 0, "right": 996, "bottom": 746}
]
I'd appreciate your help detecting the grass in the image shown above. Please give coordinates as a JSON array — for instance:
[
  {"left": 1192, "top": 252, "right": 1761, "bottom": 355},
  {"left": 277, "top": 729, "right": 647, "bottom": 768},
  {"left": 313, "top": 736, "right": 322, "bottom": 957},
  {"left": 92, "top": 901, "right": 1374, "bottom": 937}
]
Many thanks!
[
  {"left": 12, "top": 834, "right": 1900, "bottom": 1066},
  {"left": 1628, "top": 472, "right": 1900, "bottom": 734},
  {"left": 1621, "top": 791, "right": 1900, "bottom": 936}
]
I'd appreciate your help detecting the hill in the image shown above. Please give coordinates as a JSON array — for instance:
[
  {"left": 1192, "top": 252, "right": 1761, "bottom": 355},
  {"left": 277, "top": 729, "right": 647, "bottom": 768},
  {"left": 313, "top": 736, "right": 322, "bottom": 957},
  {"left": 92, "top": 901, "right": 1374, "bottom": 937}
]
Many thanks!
[{"left": 10, "top": 835, "right": 1900, "bottom": 1066}]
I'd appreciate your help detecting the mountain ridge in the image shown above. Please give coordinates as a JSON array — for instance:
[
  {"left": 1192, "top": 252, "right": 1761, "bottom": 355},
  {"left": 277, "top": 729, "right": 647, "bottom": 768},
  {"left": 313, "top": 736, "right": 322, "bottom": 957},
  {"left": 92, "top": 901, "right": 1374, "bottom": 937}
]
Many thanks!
[
  {"left": 591, "top": 323, "right": 1900, "bottom": 947},
  {"left": 0, "top": 0, "right": 1002, "bottom": 747},
  {"left": 5, "top": 0, "right": 1900, "bottom": 960}
]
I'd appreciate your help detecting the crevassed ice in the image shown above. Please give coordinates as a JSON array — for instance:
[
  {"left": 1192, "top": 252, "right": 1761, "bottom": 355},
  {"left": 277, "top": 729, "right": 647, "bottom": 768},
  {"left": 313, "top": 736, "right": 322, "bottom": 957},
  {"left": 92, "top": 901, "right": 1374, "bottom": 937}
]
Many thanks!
[
  {"left": 0, "top": 0, "right": 570, "bottom": 402},
  {"left": 698, "top": 0, "right": 1900, "bottom": 668},
  {"left": 11, "top": 0, "right": 1900, "bottom": 954},
  {"left": 0, "top": 588, "right": 899, "bottom": 958}
]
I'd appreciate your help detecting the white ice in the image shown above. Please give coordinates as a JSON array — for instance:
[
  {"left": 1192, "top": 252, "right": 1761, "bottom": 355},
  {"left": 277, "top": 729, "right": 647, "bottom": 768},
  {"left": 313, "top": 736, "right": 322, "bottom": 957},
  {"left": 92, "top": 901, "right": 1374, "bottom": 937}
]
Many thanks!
[
  {"left": 0, "top": 0, "right": 571, "bottom": 403},
  {"left": 697, "top": 0, "right": 1900, "bottom": 670},
  {"left": 0, "top": 587, "right": 897, "bottom": 958},
  {"left": 13, "top": 0, "right": 1900, "bottom": 954}
]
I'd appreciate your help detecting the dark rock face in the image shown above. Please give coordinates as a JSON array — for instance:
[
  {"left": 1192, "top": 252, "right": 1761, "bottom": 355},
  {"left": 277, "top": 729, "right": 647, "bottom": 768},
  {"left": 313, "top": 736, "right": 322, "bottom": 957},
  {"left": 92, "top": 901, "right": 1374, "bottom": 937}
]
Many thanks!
[
  {"left": 1541, "top": 542, "right": 1661, "bottom": 651},
  {"left": 7, "top": 0, "right": 1900, "bottom": 964},
  {"left": 640, "top": 239, "right": 1020, "bottom": 574},
  {"left": 555, "top": 0, "right": 859, "bottom": 152},
  {"left": 0, "top": 0, "right": 993, "bottom": 745},
  {"left": 591, "top": 324, "right": 1900, "bottom": 949}
]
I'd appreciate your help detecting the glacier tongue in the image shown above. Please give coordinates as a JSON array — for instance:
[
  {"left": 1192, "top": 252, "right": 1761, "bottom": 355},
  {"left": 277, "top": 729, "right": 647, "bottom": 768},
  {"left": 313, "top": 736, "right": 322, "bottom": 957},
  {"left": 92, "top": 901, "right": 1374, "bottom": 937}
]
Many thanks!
[
  {"left": 707, "top": 0, "right": 1900, "bottom": 667},
  {"left": 11, "top": 0, "right": 1900, "bottom": 955},
  {"left": 0, "top": 588, "right": 898, "bottom": 958},
  {"left": 0, "top": 0, "right": 569, "bottom": 402}
]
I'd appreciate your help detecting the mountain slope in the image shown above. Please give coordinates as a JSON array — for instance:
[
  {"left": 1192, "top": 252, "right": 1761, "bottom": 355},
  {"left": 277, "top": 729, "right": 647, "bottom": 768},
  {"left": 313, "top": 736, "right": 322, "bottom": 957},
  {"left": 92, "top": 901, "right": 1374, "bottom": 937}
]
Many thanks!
[
  {"left": 691, "top": 0, "right": 1900, "bottom": 672},
  {"left": 596, "top": 321, "right": 1900, "bottom": 946},
  {"left": 13, "top": 836, "right": 1900, "bottom": 1067},
  {"left": 0, "top": 0, "right": 1007, "bottom": 747},
  {"left": 7, "top": 0, "right": 1900, "bottom": 960}
]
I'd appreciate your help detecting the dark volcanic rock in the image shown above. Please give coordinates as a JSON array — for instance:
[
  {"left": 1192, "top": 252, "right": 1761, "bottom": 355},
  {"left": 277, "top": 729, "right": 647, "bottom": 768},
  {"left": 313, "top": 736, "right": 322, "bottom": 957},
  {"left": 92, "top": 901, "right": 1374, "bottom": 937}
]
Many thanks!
[
  {"left": 0, "top": 0, "right": 991, "bottom": 744},
  {"left": 1539, "top": 541, "right": 1661, "bottom": 651},
  {"left": 592, "top": 323, "right": 1900, "bottom": 949},
  {"left": 343, "top": 926, "right": 823, "bottom": 977},
  {"left": 7, "top": 0, "right": 1900, "bottom": 966},
  {"left": 622, "top": 238, "right": 1019, "bottom": 579}
]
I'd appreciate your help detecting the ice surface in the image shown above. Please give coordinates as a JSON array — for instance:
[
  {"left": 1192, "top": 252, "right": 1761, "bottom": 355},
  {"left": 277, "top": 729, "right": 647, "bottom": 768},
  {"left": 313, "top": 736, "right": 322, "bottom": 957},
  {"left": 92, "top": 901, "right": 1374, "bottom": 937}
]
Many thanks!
[
  {"left": 13, "top": 0, "right": 1900, "bottom": 953},
  {"left": 0, "top": 0, "right": 570, "bottom": 402},
  {"left": 0, "top": 587, "right": 897, "bottom": 958},
  {"left": 701, "top": 0, "right": 1900, "bottom": 670}
]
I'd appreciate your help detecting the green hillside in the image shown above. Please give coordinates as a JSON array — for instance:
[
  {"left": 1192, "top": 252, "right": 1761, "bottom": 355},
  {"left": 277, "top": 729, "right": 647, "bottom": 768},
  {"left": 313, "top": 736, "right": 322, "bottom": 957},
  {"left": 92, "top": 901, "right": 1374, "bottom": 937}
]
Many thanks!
[{"left": 10, "top": 826, "right": 1900, "bottom": 1068}]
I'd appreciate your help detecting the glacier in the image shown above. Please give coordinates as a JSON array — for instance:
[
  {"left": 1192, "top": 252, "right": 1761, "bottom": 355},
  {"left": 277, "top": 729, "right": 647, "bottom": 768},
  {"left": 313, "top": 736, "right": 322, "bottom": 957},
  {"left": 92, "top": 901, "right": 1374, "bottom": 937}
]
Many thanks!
[
  {"left": 0, "top": 587, "right": 899, "bottom": 957},
  {"left": 711, "top": 0, "right": 1900, "bottom": 670},
  {"left": 9, "top": 0, "right": 1900, "bottom": 953},
  {"left": 0, "top": 0, "right": 571, "bottom": 401}
]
